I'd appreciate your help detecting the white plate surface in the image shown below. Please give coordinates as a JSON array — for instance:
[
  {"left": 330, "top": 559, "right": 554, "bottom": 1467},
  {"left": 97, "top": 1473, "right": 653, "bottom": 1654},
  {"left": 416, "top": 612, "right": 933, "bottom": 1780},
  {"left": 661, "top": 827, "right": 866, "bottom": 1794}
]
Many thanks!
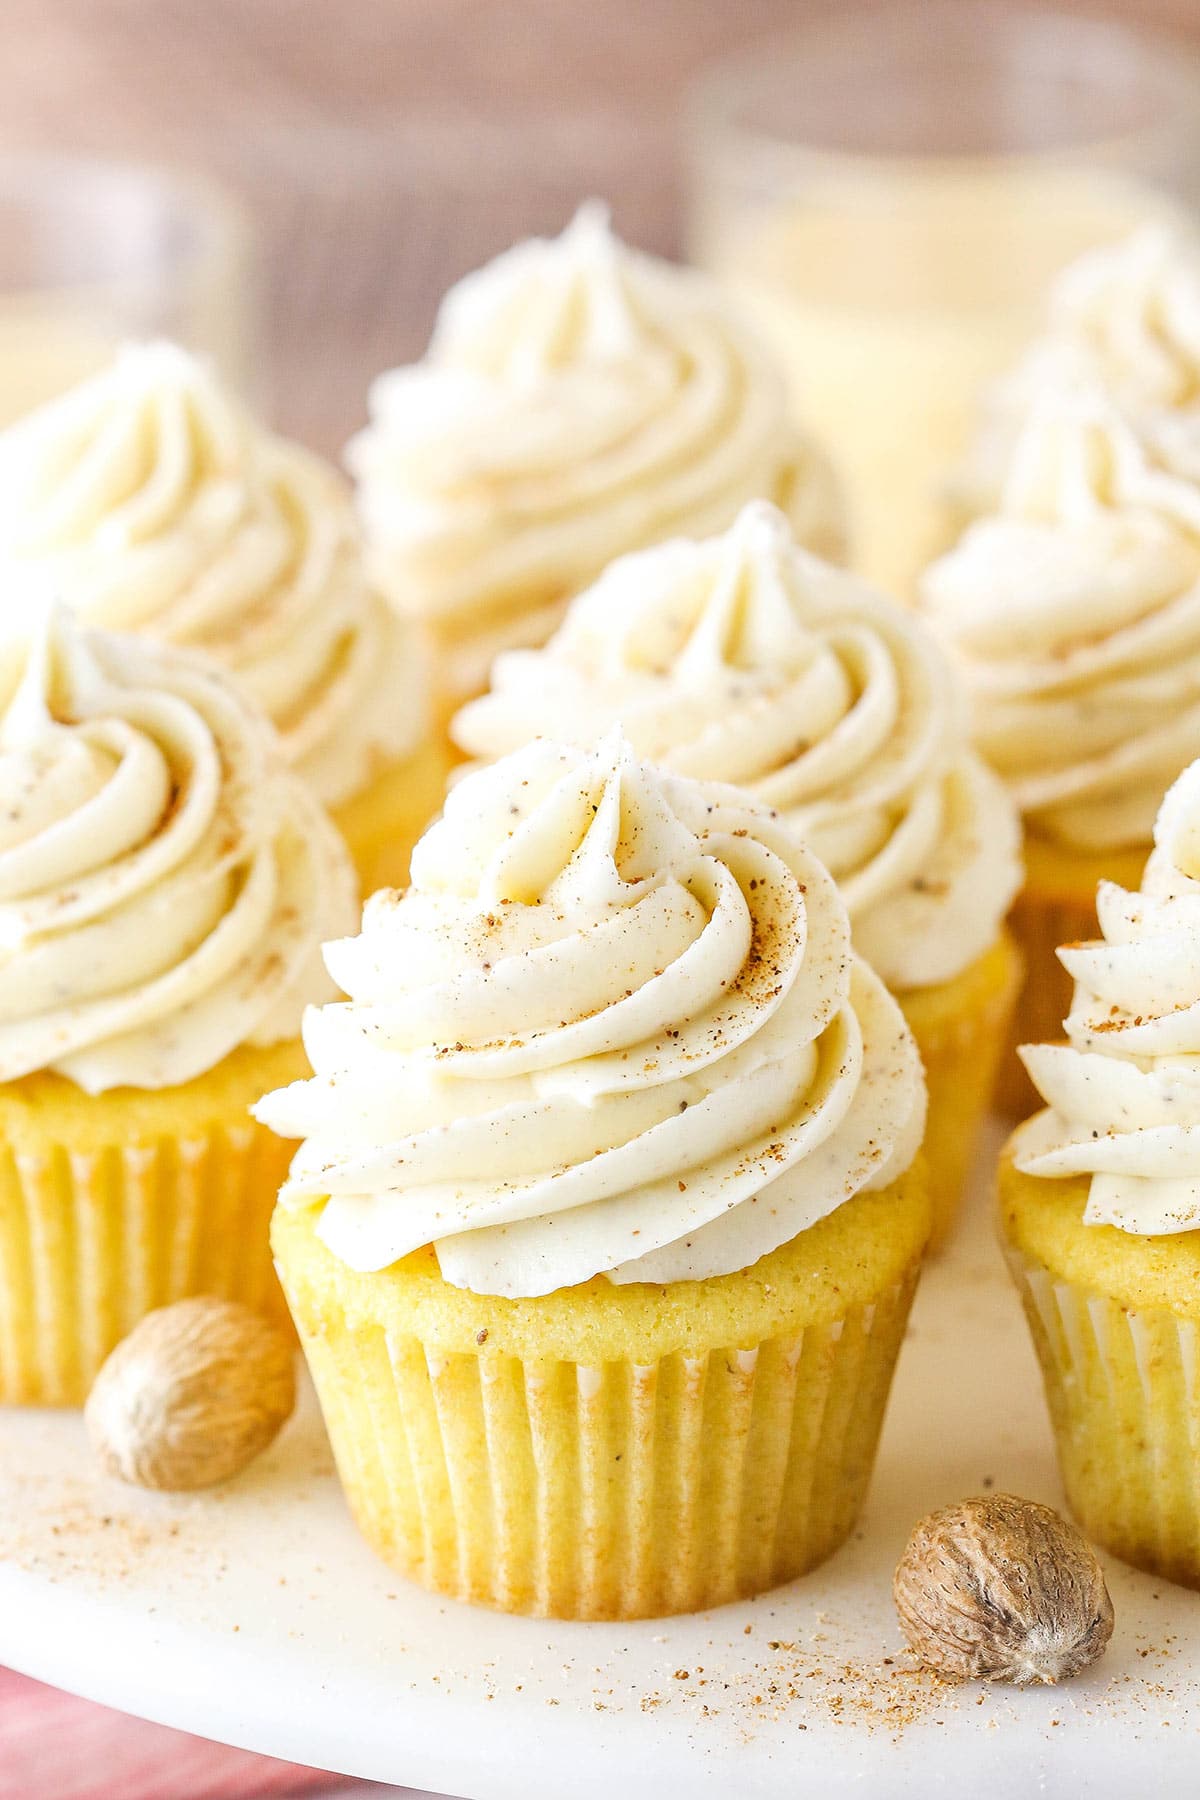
[{"left": 0, "top": 1126, "right": 1197, "bottom": 1799}]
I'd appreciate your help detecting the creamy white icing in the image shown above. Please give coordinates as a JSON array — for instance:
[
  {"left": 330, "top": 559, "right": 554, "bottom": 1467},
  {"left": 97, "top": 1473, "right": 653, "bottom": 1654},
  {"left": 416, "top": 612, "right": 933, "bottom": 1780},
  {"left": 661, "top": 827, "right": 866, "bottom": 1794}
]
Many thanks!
[
  {"left": 924, "top": 388, "right": 1200, "bottom": 851},
  {"left": 255, "top": 732, "right": 924, "bottom": 1297},
  {"left": 1015, "top": 757, "right": 1200, "bottom": 1234},
  {"left": 0, "top": 342, "right": 427, "bottom": 808},
  {"left": 954, "top": 222, "right": 1200, "bottom": 516},
  {"left": 0, "top": 605, "right": 358, "bottom": 1093},
  {"left": 346, "top": 204, "right": 845, "bottom": 700},
  {"left": 453, "top": 503, "right": 1020, "bottom": 990}
]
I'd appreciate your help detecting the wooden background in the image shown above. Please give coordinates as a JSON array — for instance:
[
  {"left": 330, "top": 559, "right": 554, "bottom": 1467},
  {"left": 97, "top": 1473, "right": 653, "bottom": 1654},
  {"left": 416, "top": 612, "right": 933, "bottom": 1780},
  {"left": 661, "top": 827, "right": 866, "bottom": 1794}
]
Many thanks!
[{"left": 1, "top": 0, "right": 1198, "bottom": 453}]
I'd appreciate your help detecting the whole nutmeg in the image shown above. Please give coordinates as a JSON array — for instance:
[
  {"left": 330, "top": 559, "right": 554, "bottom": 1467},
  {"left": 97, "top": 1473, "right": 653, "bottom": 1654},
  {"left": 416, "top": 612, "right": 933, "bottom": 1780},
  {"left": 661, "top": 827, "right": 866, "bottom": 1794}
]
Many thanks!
[
  {"left": 85, "top": 1297, "right": 296, "bottom": 1491},
  {"left": 894, "top": 1494, "right": 1114, "bottom": 1685}
]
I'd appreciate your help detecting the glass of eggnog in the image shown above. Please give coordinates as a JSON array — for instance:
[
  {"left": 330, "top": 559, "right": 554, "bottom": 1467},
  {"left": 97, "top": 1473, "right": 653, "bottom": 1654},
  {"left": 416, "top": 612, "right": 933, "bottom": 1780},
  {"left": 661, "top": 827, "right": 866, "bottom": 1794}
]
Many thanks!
[
  {"left": 0, "top": 153, "right": 255, "bottom": 430},
  {"left": 687, "top": 2, "right": 1200, "bottom": 596}
]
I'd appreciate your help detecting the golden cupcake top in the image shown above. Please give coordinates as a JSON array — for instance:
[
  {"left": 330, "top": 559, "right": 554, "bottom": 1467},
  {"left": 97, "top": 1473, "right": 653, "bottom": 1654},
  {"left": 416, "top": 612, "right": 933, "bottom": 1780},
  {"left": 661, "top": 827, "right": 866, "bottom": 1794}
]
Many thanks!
[
  {"left": 954, "top": 220, "right": 1200, "bottom": 517},
  {"left": 0, "top": 605, "right": 357, "bottom": 1093},
  {"left": 255, "top": 731, "right": 925, "bottom": 1297},
  {"left": 0, "top": 341, "right": 428, "bottom": 807},
  {"left": 453, "top": 501, "right": 1020, "bottom": 991},
  {"left": 345, "top": 204, "right": 845, "bottom": 699},
  {"left": 1015, "top": 756, "right": 1200, "bottom": 1233},
  {"left": 923, "top": 386, "right": 1200, "bottom": 852}
]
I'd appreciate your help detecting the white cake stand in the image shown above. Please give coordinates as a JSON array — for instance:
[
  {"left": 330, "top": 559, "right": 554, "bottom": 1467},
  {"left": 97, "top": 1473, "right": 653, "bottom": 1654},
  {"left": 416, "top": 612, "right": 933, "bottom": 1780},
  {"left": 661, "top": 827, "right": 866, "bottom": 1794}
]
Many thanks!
[{"left": 1, "top": 1126, "right": 1198, "bottom": 1800}]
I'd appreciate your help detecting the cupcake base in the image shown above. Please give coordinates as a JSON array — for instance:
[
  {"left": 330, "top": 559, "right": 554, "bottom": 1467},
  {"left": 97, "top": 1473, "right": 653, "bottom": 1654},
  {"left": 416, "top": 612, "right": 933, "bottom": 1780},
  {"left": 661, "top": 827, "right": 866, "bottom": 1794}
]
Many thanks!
[
  {"left": 274, "top": 1165, "right": 930, "bottom": 1621},
  {"left": 0, "top": 1039, "right": 308, "bottom": 1406},
  {"left": 332, "top": 736, "right": 451, "bottom": 897},
  {"left": 997, "top": 834, "right": 1147, "bottom": 1118},
  {"left": 898, "top": 930, "right": 1022, "bottom": 1247},
  {"left": 1001, "top": 1150, "right": 1200, "bottom": 1588}
]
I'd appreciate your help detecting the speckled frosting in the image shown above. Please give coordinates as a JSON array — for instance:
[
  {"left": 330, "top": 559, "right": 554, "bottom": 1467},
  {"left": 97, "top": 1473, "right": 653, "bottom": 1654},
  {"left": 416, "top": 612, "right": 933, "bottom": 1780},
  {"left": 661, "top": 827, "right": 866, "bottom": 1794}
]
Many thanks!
[
  {"left": 256, "top": 732, "right": 924, "bottom": 1296},
  {"left": 346, "top": 205, "right": 845, "bottom": 699}
]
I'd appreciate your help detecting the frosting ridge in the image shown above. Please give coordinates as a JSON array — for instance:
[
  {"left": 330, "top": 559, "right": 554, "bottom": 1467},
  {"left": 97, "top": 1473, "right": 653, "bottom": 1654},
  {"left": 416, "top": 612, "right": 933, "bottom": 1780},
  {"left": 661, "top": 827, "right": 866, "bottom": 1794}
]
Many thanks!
[
  {"left": 255, "top": 732, "right": 924, "bottom": 1296},
  {"left": 347, "top": 205, "right": 844, "bottom": 698},
  {"left": 923, "top": 387, "right": 1200, "bottom": 851},
  {"left": 0, "top": 605, "right": 357, "bottom": 1093},
  {"left": 0, "top": 341, "right": 426, "bottom": 806},
  {"left": 954, "top": 221, "right": 1200, "bottom": 515},
  {"left": 454, "top": 502, "right": 1020, "bottom": 989},
  {"left": 1015, "top": 757, "right": 1200, "bottom": 1233}
]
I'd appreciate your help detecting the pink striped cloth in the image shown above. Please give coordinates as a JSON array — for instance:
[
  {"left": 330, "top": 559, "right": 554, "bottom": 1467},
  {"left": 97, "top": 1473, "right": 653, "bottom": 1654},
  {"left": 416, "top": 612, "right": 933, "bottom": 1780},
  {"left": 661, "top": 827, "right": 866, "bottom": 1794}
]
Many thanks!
[{"left": 0, "top": 1667, "right": 351, "bottom": 1799}]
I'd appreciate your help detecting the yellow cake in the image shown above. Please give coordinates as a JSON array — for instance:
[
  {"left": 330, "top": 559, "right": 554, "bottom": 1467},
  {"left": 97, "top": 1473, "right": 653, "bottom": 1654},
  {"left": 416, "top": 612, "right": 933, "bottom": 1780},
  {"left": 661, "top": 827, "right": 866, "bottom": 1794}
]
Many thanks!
[
  {"left": 331, "top": 733, "right": 451, "bottom": 897},
  {"left": 0, "top": 340, "right": 440, "bottom": 890},
  {"left": 0, "top": 610, "right": 357, "bottom": 1405},
  {"left": 898, "top": 930, "right": 1023, "bottom": 1244},
  {"left": 257, "top": 734, "right": 931, "bottom": 1618},
  {"left": 1002, "top": 757, "right": 1200, "bottom": 1586},
  {"left": 274, "top": 1166, "right": 928, "bottom": 1620},
  {"left": 452, "top": 501, "right": 1023, "bottom": 1241},
  {"left": 347, "top": 205, "right": 845, "bottom": 716}
]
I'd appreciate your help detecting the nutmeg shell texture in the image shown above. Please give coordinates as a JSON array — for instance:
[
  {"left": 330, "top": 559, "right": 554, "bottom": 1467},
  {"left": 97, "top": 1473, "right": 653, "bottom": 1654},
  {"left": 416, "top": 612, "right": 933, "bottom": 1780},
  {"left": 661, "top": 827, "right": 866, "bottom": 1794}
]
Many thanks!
[
  {"left": 893, "top": 1494, "right": 1114, "bottom": 1685},
  {"left": 85, "top": 1296, "right": 296, "bottom": 1492}
]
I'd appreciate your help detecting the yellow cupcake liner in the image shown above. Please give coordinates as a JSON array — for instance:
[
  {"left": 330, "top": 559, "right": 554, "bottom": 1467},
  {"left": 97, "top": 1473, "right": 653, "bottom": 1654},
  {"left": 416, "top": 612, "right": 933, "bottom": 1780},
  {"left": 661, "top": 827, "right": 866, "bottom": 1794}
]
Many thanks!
[
  {"left": 900, "top": 930, "right": 1022, "bottom": 1248},
  {"left": 292, "top": 1272, "right": 919, "bottom": 1620},
  {"left": 275, "top": 1173, "right": 929, "bottom": 1621},
  {"left": 1006, "top": 1241, "right": 1200, "bottom": 1588},
  {"left": 0, "top": 1047, "right": 305, "bottom": 1407},
  {"left": 998, "top": 837, "right": 1148, "bottom": 1119},
  {"left": 332, "top": 735, "right": 451, "bottom": 897}
]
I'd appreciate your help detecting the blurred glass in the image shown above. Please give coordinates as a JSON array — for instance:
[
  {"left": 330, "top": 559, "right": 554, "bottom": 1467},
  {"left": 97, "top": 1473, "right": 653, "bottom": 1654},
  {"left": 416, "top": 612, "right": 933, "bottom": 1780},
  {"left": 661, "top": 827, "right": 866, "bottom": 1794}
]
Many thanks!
[
  {"left": 0, "top": 153, "right": 256, "bottom": 429},
  {"left": 687, "top": 4, "right": 1200, "bottom": 594}
]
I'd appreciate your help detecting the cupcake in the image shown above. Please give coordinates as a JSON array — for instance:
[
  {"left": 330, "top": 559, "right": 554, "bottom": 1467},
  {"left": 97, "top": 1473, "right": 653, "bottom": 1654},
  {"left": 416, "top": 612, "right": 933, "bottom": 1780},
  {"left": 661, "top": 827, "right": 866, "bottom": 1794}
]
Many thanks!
[
  {"left": 453, "top": 502, "right": 1021, "bottom": 1240},
  {"left": 257, "top": 732, "right": 929, "bottom": 1620},
  {"left": 0, "top": 342, "right": 445, "bottom": 891},
  {"left": 922, "top": 386, "right": 1200, "bottom": 1112},
  {"left": 1002, "top": 758, "right": 1200, "bottom": 1588},
  {"left": 951, "top": 220, "right": 1200, "bottom": 528},
  {"left": 346, "top": 203, "right": 845, "bottom": 714},
  {"left": 0, "top": 605, "right": 357, "bottom": 1404}
]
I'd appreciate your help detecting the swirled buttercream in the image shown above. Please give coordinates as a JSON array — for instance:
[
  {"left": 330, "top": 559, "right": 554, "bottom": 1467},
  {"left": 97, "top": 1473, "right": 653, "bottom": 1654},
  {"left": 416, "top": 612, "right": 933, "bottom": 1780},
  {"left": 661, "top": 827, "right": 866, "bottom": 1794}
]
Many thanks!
[
  {"left": 0, "top": 341, "right": 427, "bottom": 807},
  {"left": 0, "top": 605, "right": 357, "bottom": 1093},
  {"left": 1015, "top": 757, "right": 1200, "bottom": 1233},
  {"left": 923, "top": 387, "right": 1200, "bottom": 850},
  {"left": 346, "top": 204, "right": 845, "bottom": 700},
  {"left": 255, "top": 732, "right": 924, "bottom": 1297},
  {"left": 954, "top": 222, "right": 1200, "bottom": 515},
  {"left": 453, "top": 502, "right": 1020, "bottom": 990}
]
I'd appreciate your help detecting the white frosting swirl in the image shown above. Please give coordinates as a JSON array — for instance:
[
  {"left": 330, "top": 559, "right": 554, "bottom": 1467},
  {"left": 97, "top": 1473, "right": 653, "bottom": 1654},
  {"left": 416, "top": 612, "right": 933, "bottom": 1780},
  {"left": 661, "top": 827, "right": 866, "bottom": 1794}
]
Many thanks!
[
  {"left": 924, "top": 388, "right": 1200, "bottom": 851},
  {"left": 1048, "top": 222, "right": 1200, "bottom": 408},
  {"left": 453, "top": 503, "right": 1020, "bottom": 990},
  {"left": 346, "top": 204, "right": 845, "bottom": 700},
  {"left": 955, "top": 222, "right": 1200, "bottom": 516},
  {"left": 255, "top": 732, "right": 924, "bottom": 1297},
  {"left": 1015, "top": 758, "right": 1200, "bottom": 1234},
  {"left": 0, "top": 342, "right": 427, "bottom": 808},
  {"left": 0, "top": 606, "right": 358, "bottom": 1093}
]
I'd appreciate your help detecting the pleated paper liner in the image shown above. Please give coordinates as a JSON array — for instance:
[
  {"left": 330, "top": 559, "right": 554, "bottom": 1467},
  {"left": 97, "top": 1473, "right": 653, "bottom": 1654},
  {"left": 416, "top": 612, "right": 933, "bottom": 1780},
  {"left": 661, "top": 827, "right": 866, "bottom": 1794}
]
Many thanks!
[
  {"left": 899, "top": 928, "right": 1022, "bottom": 1248},
  {"left": 274, "top": 1165, "right": 930, "bottom": 1621},
  {"left": 1001, "top": 1150, "right": 1200, "bottom": 1589},
  {"left": 1006, "top": 1244, "right": 1200, "bottom": 1589},
  {"left": 0, "top": 1040, "right": 307, "bottom": 1406}
]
